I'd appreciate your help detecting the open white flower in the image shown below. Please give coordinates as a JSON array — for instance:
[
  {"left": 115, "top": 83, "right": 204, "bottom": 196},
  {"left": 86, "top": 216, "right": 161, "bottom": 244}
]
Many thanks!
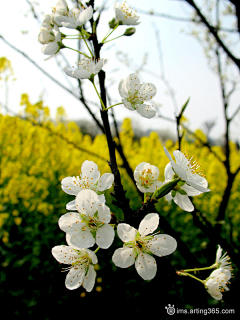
[
  {"left": 61, "top": 160, "right": 113, "bottom": 210},
  {"left": 112, "top": 213, "right": 177, "bottom": 280},
  {"left": 134, "top": 162, "right": 162, "bottom": 193},
  {"left": 118, "top": 73, "right": 157, "bottom": 118},
  {"left": 64, "top": 58, "right": 108, "bottom": 79},
  {"left": 59, "top": 189, "right": 115, "bottom": 249},
  {"left": 164, "top": 147, "right": 210, "bottom": 193},
  {"left": 114, "top": 1, "right": 140, "bottom": 25},
  {"left": 205, "top": 268, "right": 231, "bottom": 300},
  {"left": 38, "top": 15, "right": 55, "bottom": 44},
  {"left": 52, "top": 235, "right": 97, "bottom": 291},
  {"left": 54, "top": 6, "right": 93, "bottom": 29},
  {"left": 215, "top": 245, "right": 232, "bottom": 271},
  {"left": 41, "top": 25, "right": 63, "bottom": 58}
]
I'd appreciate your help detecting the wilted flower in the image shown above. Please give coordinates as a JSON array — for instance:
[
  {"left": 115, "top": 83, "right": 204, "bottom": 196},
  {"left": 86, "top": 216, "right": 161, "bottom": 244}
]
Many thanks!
[
  {"left": 118, "top": 73, "right": 157, "bottom": 118},
  {"left": 52, "top": 235, "right": 97, "bottom": 291},
  {"left": 114, "top": 1, "right": 140, "bottom": 25},
  {"left": 134, "top": 162, "right": 162, "bottom": 193},
  {"left": 59, "top": 189, "right": 115, "bottom": 249},
  {"left": 64, "top": 58, "right": 108, "bottom": 79},
  {"left": 112, "top": 213, "right": 177, "bottom": 280}
]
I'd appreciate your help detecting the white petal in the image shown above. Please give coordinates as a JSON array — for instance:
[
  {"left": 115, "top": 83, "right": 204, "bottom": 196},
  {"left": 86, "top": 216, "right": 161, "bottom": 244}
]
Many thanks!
[
  {"left": 147, "top": 180, "right": 162, "bottom": 193},
  {"left": 164, "top": 147, "right": 174, "bottom": 164},
  {"left": 135, "top": 253, "right": 157, "bottom": 280},
  {"left": 83, "top": 264, "right": 96, "bottom": 292},
  {"left": 77, "top": 6, "right": 93, "bottom": 27},
  {"left": 81, "top": 160, "right": 100, "bottom": 184},
  {"left": 41, "top": 42, "right": 59, "bottom": 55},
  {"left": 186, "top": 179, "right": 210, "bottom": 193},
  {"left": 135, "top": 104, "right": 156, "bottom": 118},
  {"left": 118, "top": 79, "right": 129, "bottom": 98},
  {"left": 139, "top": 213, "right": 159, "bottom": 237},
  {"left": 75, "top": 189, "right": 99, "bottom": 216},
  {"left": 97, "top": 203, "right": 111, "bottom": 224},
  {"left": 96, "top": 224, "right": 115, "bottom": 249},
  {"left": 58, "top": 212, "right": 80, "bottom": 233},
  {"left": 65, "top": 267, "right": 85, "bottom": 290},
  {"left": 52, "top": 245, "right": 78, "bottom": 264},
  {"left": 70, "top": 229, "right": 95, "bottom": 248},
  {"left": 181, "top": 184, "right": 202, "bottom": 197},
  {"left": 164, "top": 163, "right": 174, "bottom": 180},
  {"left": 93, "top": 59, "right": 108, "bottom": 74},
  {"left": 96, "top": 173, "right": 114, "bottom": 191},
  {"left": 66, "top": 200, "right": 77, "bottom": 211},
  {"left": 173, "top": 150, "right": 189, "bottom": 171},
  {"left": 112, "top": 247, "right": 135, "bottom": 268},
  {"left": 61, "top": 177, "right": 81, "bottom": 195},
  {"left": 174, "top": 193, "right": 194, "bottom": 212},
  {"left": 148, "top": 234, "right": 177, "bottom": 257},
  {"left": 117, "top": 223, "right": 137, "bottom": 242},
  {"left": 85, "top": 249, "right": 98, "bottom": 264}
]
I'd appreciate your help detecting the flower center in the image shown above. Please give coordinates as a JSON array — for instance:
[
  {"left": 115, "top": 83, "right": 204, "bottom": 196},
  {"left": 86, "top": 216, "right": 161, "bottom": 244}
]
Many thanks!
[
  {"left": 183, "top": 150, "right": 206, "bottom": 177},
  {"left": 120, "top": 2, "right": 138, "bottom": 20},
  {"left": 72, "top": 174, "right": 96, "bottom": 190},
  {"left": 80, "top": 212, "right": 104, "bottom": 231},
  {"left": 139, "top": 168, "right": 155, "bottom": 187}
]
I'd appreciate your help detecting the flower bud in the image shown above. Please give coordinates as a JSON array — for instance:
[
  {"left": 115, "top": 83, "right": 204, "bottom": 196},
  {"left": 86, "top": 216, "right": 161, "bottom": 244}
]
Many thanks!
[
  {"left": 123, "top": 27, "right": 136, "bottom": 36},
  {"left": 152, "top": 178, "right": 180, "bottom": 200},
  {"left": 109, "top": 18, "right": 118, "bottom": 29}
]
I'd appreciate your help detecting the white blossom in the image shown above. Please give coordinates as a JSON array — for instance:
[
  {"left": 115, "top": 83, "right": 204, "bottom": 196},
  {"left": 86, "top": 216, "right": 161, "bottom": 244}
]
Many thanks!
[
  {"left": 38, "top": 15, "right": 55, "bottom": 44},
  {"left": 59, "top": 189, "right": 115, "bottom": 249},
  {"left": 118, "top": 73, "right": 157, "bottom": 118},
  {"left": 64, "top": 58, "right": 108, "bottom": 79},
  {"left": 112, "top": 213, "right": 177, "bottom": 280},
  {"left": 215, "top": 245, "right": 232, "bottom": 271},
  {"left": 52, "top": 235, "right": 97, "bottom": 291},
  {"left": 114, "top": 1, "right": 140, "bottom": 25},
  {"left": 41, "top": 25, "right": 63, "bottom": 58},
  {"left": 134, "top": 162, "right": 162, "bottom": 193},
  {"left": 53, "top": 6, "right": 93, "bottom": 29},
  {"left": 205, "top": 268, "right": 231, "bottom": 300},
  {"left": 61, "top": 160, "right": 113, "bottom": 210},
  {"left": 52, "top": 0, "right": 69, "bottom": 16},
  {"left": 164, "top": 147, "right": 210, "bottom": 193}
]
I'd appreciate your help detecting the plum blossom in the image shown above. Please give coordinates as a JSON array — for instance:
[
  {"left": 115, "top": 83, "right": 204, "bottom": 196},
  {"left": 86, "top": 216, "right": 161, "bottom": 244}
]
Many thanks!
[
  {"left": 61, "top": 160, "right": 113, "bottom": 210},
  {"left": 41, "top": 25, "right": 63, "bottom": 58},
  {"left": 118, "top": 73, "right": 157, "bottom": 118},
  {"left": 112, "top": 213, "right": 177, "bottom": 280},
  {"left": 53, "top": 6, "right": 93, "bottom": 29},
  {"left": 134, "top": 162, "right": 162, "bottom": 193},
  {"left": 114, "top": 1, "right": 140, "bottom": 25},
  {"left": 52, "top": 0, "right": 69, "bottom": 17},
  {"left": 59, "top": 189, "right": 115, "bottom": 249},
  {"left": 64, "top": 58, "right": 108, "bottom": 79},
  {"left": 38, "top": 15, "right": 55, "bottom": 44},
  {"left": 214, "top": 245, "right": 232, "bottom": 271},
  {"left": 52, "top": 235, "right": 97, "bottom": 291},
  {"left": 205, "top": 268, "right": 231, "bottom": 300},
  {"left": 164, "top": 147, "right": 210, "bottom": 193}
]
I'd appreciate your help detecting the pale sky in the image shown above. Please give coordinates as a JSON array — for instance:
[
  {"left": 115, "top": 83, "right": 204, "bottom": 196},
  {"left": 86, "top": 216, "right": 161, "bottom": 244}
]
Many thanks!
[{"left": 0, "top": 0, "right": 239, "bottom": 142}]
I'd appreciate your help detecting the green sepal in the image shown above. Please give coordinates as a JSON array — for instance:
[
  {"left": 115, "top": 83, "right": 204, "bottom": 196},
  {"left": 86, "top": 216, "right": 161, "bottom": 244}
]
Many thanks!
[
  {"left": 90, "top": 230, "right": 96, "bottom": 238},
  {"left": 172, "top": 190, "right": 176, "bottom": 198},
  {"left": 178, "top": 189, "right": 187, "bottom": 195}
]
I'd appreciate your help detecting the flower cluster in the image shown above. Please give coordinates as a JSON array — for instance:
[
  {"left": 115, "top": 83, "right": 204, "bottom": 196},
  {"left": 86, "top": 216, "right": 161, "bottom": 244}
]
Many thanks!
[
  {"left": 38, "top": 0, "right": 233, "bottom": 303},
  {"left": 134, "top": 147, "right": 210, "bottom": 212}
]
